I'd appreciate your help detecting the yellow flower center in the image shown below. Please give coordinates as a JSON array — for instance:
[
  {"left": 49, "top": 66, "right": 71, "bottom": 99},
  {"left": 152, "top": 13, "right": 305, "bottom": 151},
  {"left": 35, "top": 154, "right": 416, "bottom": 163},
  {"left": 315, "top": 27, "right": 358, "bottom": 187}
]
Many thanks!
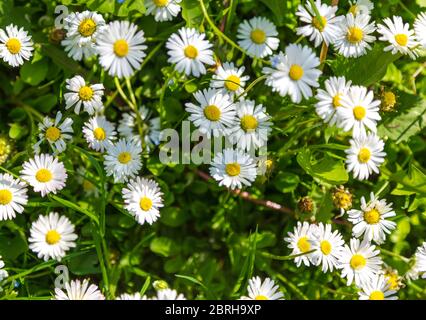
[
  {"left": 369, "top": 291, "right": 385, "bottom": 300},
  {"left": 353, "top": 105, "right": 366, "bottom": 120},
  {"left": 82, "top": 179, "right": 95, "bottom": 191},
  {"left": 348, "top": 5, "right": 358, "bottom": 16},
  {"left": 350, "top": 254, "right": 366, "bottom": 270},
  {"left": 358, "top": 147, "right": 371, "bottom": 163},
  {"left": 320, "top": 240, "right": 332, "bottom": 255},
  {"left": 225, "top": 75, "right": 241, "bottom": 91},
  {"left": 332, "top": 94, "right": 342, "bottom": 108},
  {"left": 45, "top": 127, "right": 61, "bottom": 142},
  {"left": 382, "top": 91, "right": 396, "bottom": 109},
  {"left": 240, "top": 115, "right": 258, "bottom": 132},
  {"left": 225, "top": 163, "right": 241, "bottom": 177},
  {"left": 203, "top": 105, "right": 221, "bottom": 121},
  {"left": 385, "top": 273, "right": 399, "bottom": 290},
  {"left": 78, "top": 18, "right": 97, "bottom": 37},
  {"left": 297, "top": 236, "right": 311, "bottom": 253},
  {"left": 93, "top": 127, "right": 106, "bottom": 141},
  {"left": 153, "top": 0, "right": 169, "bottom": 6},
  {"left": 255, "top": 295, "right": 268, "bottom": 300},
  {"left": 0, "top": 189, "right": 13, "bottom": 205},
  {"left": 347, "top": 27, "right": 364, "bottom": 43},
  {"left": 113, "top": 39, "right": 129, "bottom": 57},
  {"left": 289, "top": 64, "right": 304, "bottom": 81},
  {"left": 312, "top": 16, "right": 327, "bottom": 32},
  {"left": 250, "top": 29, "right": 266, "bottom": 44},
  {"left": 6, "top": 38, "right": 21, "bottom": 54},
  {"left": 118, "top": 152, "right": 132, "bottom": 164},
  {"left": 78, "top": 86, "right": 94, "bottom": 101},
  {"left": 45, "top": 230, "right": 61, "bottom": 245},
  {"left": 394, "top": 34, "right": 408, "bottom": 46},
  {"left": 364, "top": 208, "right": 380, "bottom": 224},
  {"left": 184, "top": 45, "right": 198, "bottom": 59},
  {"left": 35, "top": 169, "right": 53, "bottom": 183},
  {"left": 139, "top": 197, "right": 153, "bottom": 211}
]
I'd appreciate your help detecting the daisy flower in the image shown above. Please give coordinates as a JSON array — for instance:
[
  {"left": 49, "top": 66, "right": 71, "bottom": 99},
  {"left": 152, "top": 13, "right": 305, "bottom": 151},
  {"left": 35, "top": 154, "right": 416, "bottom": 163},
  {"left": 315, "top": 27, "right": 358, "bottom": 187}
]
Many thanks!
[
  {"left": 311, "top": 223, "right": 345, "bottom": 273},
  {"left": 358, "top": 274, "right": 398, "bottom": 300},
  {"left": 166, "top": 27, "right": 214, "bottom": 77},
  {"left": 338, "top": 238, "right": 382, "bottom": 287},
  {"left": 0, "top": 256, "right": 8, "bottom": 282},
  {"left": 61, "top": 11, "right": 106, "bottom": 61},
  {"left": 96, "top": 21, "right": 147, "bottom": 78},
  {"left": 315, "top": 76, "right": 352, "bottom": 126},
  {"left": 83, "top": 116, "right": 116, "bottom": 152},
  {"left": 54, "top": 279, "right": 105, "bottom": 300},
  {"left": 262, "top": 44, "right": 321, "bottom": 103},
  {"left": 406, "top": 242, "right": 426, "bottom": 280},
  {"left": 414, "top": 12, "right": 426, "bottom": 48},
  {"left": 20, "top": 154, "right": 68, "bottom": 197},
  {"left": 284, "top": 221, "right": 317, "bottom": 267},
  {"left": 122, "top": 177, "right": 164, "bottom": 226},
  {"left": 348, "top": 0, "right": 374, "bottom": 16},
  {"left": 145, "top": 0, "right": 182, "bottom": 22},
  {"left": 345, "top": 133, "right": 386, "bottom": 181},
  {"left": 0, "top": 24, "right": 33, "bottom": 67},
  {"left": 33, "top": 111, "right": 73, "bottom": 155},
  {"left": 333, "top": 13, "right": 376, "bottom": 58},
  {"left": 210, "top": 62, "right": 250, "bottom": 97},
  {"left": 383, "top": 265, "right": 404, "bottom": 291},
  {"left": 296, "top": 0, "right": 344, "bottom": 47},
  {"left": 209, "top": 148, "right": 257, "bottom": 190},
  {"left": 0, "top": 173, "right": 28, "bottom": 221},
  {"left": 117, "top": 293, "right": 148, "bottom": 300},
  {"left": 153, "top": 289, "right": 186, "bottom": 300},
  {"left": 338, "top": 85, "right": 381, "bottom": 137},
  {"left": 185, "top": 88, "right": 236, "bottom": 138},
  {"left": 117, "top": 106, "right": 161, "bottom": 149},
  {"left": 29, "top": 212, "right": 77, "bottom": 261},
  {"left": 229, "top": 100, "right": 272, "bottom": 151},
  {"left": 237, "top": 17, "right": 279, "bottom": 58},
  {"left": 332, "top": 185, "right": 353, "bottom": 215},
  {"left": 377, "top": 16, "right": 419, "bottom": 60},
  {"left": 64, "top": 75, "right": 104, "bottom": 115},
  {"left": 348, "top": 192, "right": 396, "bottom": 244},
  {"left": 240, "top": 277, "right": 284, "bottom": 300},
  {"left": 104, "top": 139, "right": 142, "bottom": 183}
]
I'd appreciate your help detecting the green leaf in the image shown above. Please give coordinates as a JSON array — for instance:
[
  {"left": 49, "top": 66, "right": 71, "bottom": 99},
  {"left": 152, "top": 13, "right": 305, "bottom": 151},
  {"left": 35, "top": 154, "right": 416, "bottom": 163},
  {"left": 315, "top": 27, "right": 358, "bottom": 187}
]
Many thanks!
[
  {"left": 20, "top": 59, "right": 48, "bottom": 86},
  {"left": 0, "top": 234, "right": 28, "bottom": 261},
  {"left": 49, "top": 195, "right": 99, "bottom": 224},
  {"left": 87, "top": 0, "right": 116, "bottom": 14},
  {"left": 28, "top": 94, "right": 57, "bottom": 113},
  {"left": 150, "top": 237, "right": 180, "bottom": 257},
  {"left": 390, "top": 217, "right": 411, "bottom": 243},
  {"left": 117, "top": 0, "right": 146, "bottom": 16},
  {"left": 181, "top": 0, "right": 203, "bottom": 27},
  {"left": 42, "top": 44, "right": 87, "bottom": 76},
  {"left": 273, "top": 172, "right": 300, "bottom": 193},
  {"left": 161, "top": 207, "right": 189, "bottom": 227},
  {"left": 259, "top": 0, "right": 285, "bottom": 26},
  {"left": 390, "top": 164, "right": 426, "bottom": 196},
  {"left": 9, "top": 123, "right": 26, "bottom": 139}
]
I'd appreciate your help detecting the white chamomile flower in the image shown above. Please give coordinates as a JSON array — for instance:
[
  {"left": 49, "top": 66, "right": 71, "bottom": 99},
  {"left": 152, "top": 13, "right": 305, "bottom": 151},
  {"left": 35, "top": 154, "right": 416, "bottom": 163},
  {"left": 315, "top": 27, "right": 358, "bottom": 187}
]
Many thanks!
[
  {"left": 104, "top": 139, "right": 142, "bottom": 183},
  {"left": 122, "top": 177, "right": 164, "bottom": 226},
  {"left": 284, "top": 221, "right": 317, "bottom": 267},
  {"left": 262, "top": 44, "right": 321, "bottom": 103},
  {"left": 61, "top": 11, "right": 106, "bottom": 61},
  {"left": 185, "top": 88, "right": 236, "bottom": 138},
  {"left": 377, "top": 16, "right": 419, "bottom": 60},
  {"left": 29, "top": 212, "right": 77, "bottom": 261},
  {"left": 210, "top": 62, "right": 250, "bottom": 97},
  {"left": 0, "top": 173, "right": 28, "bottom": 221},
  {"left": 315, "top": 76, "right": 352, "bottom": 126},
  {"left": 338, "top": 238, "right": 382, "bottom": 287},
  {"left": 358, "top": 274, "right": 398, "bottom": 300},
  {"left": 237, "top": 17, "right": 279, "bottom": 58},
  {"left": 117, "top": 106, "right": 161, "bottom": 149},
  {"left": 64, "top": 75, "right": 104, "bottom": 115},
  {"left": 333, "top": 13, "right": 376, "bottom": 58},
  {"left": 240, "top": 276, "right": 284, "bottom": 300},
  {"left": 338, "top": 85, "right": 381, "bottom": 137},
  {"left": 83, "top": 116, "right": 116, "bottom": 152},
  {"left": 414, "top": 12, "right": 426, "bottom": 48},
  {"left": 345, "top": 133, "right": 386, "bottom": 181},
  {"left": 153, "top": 289, "right": 186, "bottom": 300},
  {"left": 20, "top": 154, "right": 68, "bottom": 197},
  {"left": 0, "top": 24, "right": 33, "bottom": 67},
  {"left": 166, "top": 27, "right": 214, "bottom": 77},
  {"left": 145, "top": 0, "right": 182, "bottom": 22},
  {"left": 116, "top": 293, "right": 147, "bottom": 300},
  {"left": 97, "top": 21, "right": 147, "bottom": 78},
  {"left": 0, "top": 256, "right": 8, "bottom": 282},
  {"left": 406, "top": 242, "right": 426, "bottom": 280},
  {"left": 311, "top": 223, "right": 345, "bottom": 273},
  {"left": 33, "top": 111, "right": 73, "bottom": 155},
  {"left": 348, "top": 193, "right": 396, "bottom": 244},
  {"left": 54, "top": 279, "right": 105, "bottom": 300},
  {"left": 229, "top": 100, "right": 272, "bottom": 151},
  {"left": 296, "top": 0, "right": 344, "bottom": 47},
  {"left": 348, "top": 0, "right": 374, "bottom": 16},
  {"left": 209, "top": 148, "right": 257, "bottom": 190}
]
